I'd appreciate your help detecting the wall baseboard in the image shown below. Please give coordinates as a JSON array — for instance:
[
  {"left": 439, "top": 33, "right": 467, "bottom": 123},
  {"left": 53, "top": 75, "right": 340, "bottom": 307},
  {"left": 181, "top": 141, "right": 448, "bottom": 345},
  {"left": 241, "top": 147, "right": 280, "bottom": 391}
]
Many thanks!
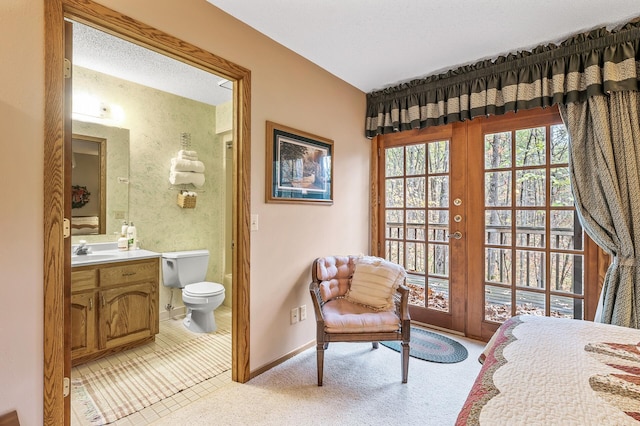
[
  {"left": 249, "top": 340, "right": 315, "bottom": 379},
  {"left": 159, "top": 306, "right": 186, "bottom": 322}
]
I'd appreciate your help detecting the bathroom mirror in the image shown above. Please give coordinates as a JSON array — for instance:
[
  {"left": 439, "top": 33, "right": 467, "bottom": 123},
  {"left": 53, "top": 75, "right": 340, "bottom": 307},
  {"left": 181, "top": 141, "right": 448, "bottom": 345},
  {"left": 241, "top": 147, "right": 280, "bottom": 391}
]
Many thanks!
[{"left": 71, "top": 120, "right": 130, "bottom": 237}]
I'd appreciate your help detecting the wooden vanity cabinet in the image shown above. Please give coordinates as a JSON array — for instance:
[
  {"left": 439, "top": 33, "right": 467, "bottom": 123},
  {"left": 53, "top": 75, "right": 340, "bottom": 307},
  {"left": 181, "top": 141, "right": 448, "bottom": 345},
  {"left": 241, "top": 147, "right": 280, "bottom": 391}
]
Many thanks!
[{"left": 71, "top": 257, "right": 159, "bottom": 365}]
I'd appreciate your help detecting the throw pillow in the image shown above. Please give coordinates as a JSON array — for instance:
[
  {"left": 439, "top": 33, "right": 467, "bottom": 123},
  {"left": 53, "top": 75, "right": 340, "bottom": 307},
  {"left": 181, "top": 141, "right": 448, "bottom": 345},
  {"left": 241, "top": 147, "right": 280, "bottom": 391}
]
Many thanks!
[{"left": 345, "top": 256, "right": 405, "bottom": 311}]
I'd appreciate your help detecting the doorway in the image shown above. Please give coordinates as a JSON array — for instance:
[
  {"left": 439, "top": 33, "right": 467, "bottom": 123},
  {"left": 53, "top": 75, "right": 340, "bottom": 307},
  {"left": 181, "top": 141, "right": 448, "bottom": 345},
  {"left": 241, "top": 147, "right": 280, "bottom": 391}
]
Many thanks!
[
  {"left": 374, "top": 107, "right": 601, "bottom": 340},
  {"left": 44, "top": 1, "right": 251, "bottom": 424}
]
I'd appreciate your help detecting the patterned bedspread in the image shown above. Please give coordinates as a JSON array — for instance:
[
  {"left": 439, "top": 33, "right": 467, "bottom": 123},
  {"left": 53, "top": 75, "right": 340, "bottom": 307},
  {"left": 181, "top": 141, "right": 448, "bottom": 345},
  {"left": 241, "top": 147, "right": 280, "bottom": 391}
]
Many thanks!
[{"left": 456, "top": 315, "right": 640, "bottom": 425}]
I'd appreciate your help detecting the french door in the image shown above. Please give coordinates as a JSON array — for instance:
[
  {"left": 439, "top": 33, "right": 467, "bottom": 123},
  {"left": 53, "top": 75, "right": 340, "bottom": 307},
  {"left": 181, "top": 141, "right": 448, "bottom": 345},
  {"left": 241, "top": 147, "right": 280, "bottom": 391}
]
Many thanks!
[{"left": 375, "top": 107, "right": 601, "bottom": 339}]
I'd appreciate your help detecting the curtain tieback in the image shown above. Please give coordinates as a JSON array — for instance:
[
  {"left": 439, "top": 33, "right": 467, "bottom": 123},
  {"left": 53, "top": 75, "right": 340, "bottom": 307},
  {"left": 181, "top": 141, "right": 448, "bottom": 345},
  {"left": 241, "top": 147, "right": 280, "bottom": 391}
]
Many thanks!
[{"left": 614, "top": 256, "right": 636, "bottom": 267}]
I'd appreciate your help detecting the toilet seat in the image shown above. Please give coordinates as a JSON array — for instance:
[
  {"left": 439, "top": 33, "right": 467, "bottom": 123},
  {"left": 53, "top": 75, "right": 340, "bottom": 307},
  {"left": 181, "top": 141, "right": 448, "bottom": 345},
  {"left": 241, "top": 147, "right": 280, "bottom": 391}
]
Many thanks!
[{"left": 183, "top": 281, "right": 224, "bottom": 297}]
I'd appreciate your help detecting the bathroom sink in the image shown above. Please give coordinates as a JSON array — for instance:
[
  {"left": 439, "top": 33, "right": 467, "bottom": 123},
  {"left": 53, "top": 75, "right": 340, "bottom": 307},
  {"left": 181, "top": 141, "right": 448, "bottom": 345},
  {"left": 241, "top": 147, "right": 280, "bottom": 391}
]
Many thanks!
[
  {"left": 71, "top": 245, "right": 160, "bottom": 266},
  {"left": 71, "top": 252, "right": 122, "bottom": 264}
]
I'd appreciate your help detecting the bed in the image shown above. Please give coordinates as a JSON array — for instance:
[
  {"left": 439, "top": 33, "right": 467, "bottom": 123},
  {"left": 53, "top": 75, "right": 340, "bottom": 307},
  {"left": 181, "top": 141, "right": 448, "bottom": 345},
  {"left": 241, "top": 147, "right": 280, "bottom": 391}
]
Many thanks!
[{"left": 456, "top": 315, "right": 640, "bottom": 425}]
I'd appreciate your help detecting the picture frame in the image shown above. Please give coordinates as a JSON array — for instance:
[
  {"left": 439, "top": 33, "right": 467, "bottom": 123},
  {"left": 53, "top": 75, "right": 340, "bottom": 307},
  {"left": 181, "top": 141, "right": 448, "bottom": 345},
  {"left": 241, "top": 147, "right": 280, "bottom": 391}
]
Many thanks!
[{"left": 266, "top": 121, "right": 333, "bottom": 205}]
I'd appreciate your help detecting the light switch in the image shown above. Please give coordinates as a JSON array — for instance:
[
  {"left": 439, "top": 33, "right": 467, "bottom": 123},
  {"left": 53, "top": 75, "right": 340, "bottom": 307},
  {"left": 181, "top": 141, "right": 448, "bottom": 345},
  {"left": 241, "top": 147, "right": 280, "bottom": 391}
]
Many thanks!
[{"left": 251, "top": 214, "right": 259, "bottom": 231}]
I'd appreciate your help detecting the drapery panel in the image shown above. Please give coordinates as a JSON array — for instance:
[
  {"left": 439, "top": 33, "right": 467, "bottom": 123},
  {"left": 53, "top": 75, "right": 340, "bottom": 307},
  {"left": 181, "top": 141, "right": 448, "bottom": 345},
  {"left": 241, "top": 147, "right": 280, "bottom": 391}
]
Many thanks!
[
  {"left": 559, "top": 92, "right": 640, "bottom": 328},
  {"left": 365, "top": 19, "right": 640, "bottom": 138}
]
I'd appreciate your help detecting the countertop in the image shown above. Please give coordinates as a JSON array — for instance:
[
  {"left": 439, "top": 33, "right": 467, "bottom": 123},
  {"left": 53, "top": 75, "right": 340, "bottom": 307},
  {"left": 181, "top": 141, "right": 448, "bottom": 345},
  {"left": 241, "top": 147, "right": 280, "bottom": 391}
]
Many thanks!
[{"left": 71, "top": 241, "right": 161, "bottom": 266}]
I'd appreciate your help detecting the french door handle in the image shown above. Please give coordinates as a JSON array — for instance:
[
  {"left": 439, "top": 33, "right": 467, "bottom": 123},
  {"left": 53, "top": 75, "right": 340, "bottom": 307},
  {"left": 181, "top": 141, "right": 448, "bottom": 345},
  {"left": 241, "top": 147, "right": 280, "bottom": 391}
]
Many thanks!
[{"left": 447, "top": 231, "right": 463, "bottom": 240}]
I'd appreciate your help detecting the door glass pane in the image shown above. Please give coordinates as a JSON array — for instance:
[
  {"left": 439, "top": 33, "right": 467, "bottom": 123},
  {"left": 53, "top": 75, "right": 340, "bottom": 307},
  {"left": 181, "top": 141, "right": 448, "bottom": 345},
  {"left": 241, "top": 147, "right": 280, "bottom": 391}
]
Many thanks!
[
  {"left": 551, "top": 210, "right": 580, "bottom": 250},
  {"left": 515, "top": 210, "right": 545, "bottom": 248},
  {"left": 485, "top": 132, "right": 511, "bottom": 169},
  {"left": 386, "top": 178, "right": 404, "bottom": 207},
  {"left": 485, "top": 285, "right": 512, "bottom": 322},
  {"left": 550, "top": 124, "right": 569, "bottom": 164},
  {"left": 428, "top": 210, "right": 448, "bottom": 242},
  {"left": 550, "top": 167, "right": 573, "bottom": 206},
  {"left": 485, "top": 210, "right": 511, "bottom": 245},
  {"left": 428, "top": 141, "right": 449, "bottom": 173},
  {"left": 386, "top": 240, "right": 404, "bottom": 266},
  {"left": 407, "top": 177, "right": 425, "bottom": 208},
  {"left": 386, "top": 147, "right": 404, "bottom": 177},
  {"left": 515, "top": 250, "right": 545, "bottom": 289},
  {"left": 551, "top": 295, "right": 582, "bottom": 319},
  {"left": 486, "top": 248, "right": 511, "bottom": 284},
  {"left": 427, "top": 176, "right": 449, "bottom": 207},
  {"left": 551, "top": 253, "right": 583, "bottom": 294},
  {"left": 428, "top": 244, "right": 449, "bottom": 277},
  {"left": 485, "top": 171, "right": 512, "bottom": 206},
  {"left": 406, "top": 144, "right": 426, "bottom": 175},
  {"left": 406, "top": 242, "right": 425, "bottom": 273},
  {"left": 406, "top": 210, "right": 425, "bottom": 241},
  {"left": 515, "top": 127, "right": 546, "bottom": 166},
  {"left": 428, "top": 277, "right": 449, "bottom": 312},
  {"left": 515, "top": 169, "right": 545, "bottom": 206},
  {"left": 406, "top": 274, "right": 425, "bottom": 307},
  {"left": 515, "top": 289, "right": 545, "bottom": 316},
  {"left": 386, "top": 209, "right": 404, "bottom": 239}
]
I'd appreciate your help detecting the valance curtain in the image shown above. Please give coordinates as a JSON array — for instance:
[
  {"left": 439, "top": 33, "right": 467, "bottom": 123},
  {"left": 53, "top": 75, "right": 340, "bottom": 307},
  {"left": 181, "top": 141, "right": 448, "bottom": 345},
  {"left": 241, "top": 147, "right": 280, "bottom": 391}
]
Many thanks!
[
  {"left": 365, "top": 19, "right": 640, "bottom": 138},
  {"left": 365, "top": 18, "right": 640, "bottom": 328}
]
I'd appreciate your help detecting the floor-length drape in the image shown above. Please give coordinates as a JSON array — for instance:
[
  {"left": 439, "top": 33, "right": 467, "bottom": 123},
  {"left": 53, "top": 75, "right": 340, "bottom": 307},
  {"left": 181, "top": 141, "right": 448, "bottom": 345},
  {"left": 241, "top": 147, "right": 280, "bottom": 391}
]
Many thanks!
[{"left": 559, "top": 92, "right": 640, "bottom": 328}]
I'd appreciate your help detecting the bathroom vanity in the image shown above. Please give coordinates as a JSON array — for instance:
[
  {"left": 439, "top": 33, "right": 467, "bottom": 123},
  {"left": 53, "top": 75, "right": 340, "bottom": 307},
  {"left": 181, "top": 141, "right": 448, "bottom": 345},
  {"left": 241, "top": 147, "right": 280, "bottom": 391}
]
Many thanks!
[{"left": 71, "top": 245, "right": 160, "bottom": 366}]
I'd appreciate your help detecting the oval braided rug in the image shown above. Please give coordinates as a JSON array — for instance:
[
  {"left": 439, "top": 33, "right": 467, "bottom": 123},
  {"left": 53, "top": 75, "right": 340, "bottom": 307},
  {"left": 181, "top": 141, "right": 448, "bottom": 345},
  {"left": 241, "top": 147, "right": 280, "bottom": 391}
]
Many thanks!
[{"left": 381, "top": 326, "right": 468, "bottom": 363}]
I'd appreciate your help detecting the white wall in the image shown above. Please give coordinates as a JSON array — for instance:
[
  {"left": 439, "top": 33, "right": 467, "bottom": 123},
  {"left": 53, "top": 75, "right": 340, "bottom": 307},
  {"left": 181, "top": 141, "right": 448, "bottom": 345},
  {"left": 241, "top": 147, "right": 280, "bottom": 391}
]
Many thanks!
[{"left": 0, "top": 0, "right": 369, "bottom": 423}]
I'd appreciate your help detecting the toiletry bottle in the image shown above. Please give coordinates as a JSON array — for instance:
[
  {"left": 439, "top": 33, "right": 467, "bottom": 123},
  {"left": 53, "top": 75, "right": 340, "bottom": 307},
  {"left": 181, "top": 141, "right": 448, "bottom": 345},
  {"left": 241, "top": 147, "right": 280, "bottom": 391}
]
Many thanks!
[
  {"left": 121, "top": 221, "right": 128, "bottom": 237},
  {"left": 127, "top": 222, "right": 137, "bottom": 250},
  {"left": 118, "top": 236, "right": 128, "bottom": 251}
]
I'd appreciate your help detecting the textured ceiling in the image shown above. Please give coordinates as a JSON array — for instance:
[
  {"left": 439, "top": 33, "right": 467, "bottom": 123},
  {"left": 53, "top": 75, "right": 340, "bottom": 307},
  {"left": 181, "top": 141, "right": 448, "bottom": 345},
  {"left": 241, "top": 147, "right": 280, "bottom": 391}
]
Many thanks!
[
  {"left": 207, "top": 0, "right": 640, "bottom": 93},
  {"left": 72, "top": 21, "right": 232, "bottom": 106},
  {"left": 73, "top": 2, "right": 640, "bottom": 100}
]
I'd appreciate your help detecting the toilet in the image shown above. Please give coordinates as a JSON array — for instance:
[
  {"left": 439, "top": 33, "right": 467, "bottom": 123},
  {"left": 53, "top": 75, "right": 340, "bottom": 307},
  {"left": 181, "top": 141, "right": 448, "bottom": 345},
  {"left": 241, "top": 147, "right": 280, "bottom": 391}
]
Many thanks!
[{"left": 161, "top": 250, "right": 225, "bottom": 333}]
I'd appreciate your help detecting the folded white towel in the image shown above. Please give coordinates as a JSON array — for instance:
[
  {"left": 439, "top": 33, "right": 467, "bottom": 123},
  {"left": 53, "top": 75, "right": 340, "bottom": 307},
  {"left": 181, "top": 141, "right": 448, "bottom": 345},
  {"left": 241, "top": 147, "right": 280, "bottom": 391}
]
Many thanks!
[
  {"left": 171, "top": 157, "right": 205, "bottom": 173},
  {"left": 178, "top": 149, "right": 198, "bottom": 161},
  {"left": 169, "top": 171, "right": 205, "bottom": 188}
]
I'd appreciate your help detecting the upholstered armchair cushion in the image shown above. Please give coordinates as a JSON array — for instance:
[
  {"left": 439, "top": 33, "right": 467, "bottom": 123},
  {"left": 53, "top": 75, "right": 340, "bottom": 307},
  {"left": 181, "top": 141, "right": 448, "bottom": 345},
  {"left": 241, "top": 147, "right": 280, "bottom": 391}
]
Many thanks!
[
  {"left": 345, "top": 256, "right": 405, "bottom": 311},
  {"left": 322, "top": 298, "right": 400, "bottom": 333},
  {"left": 315, "top": 255, "right": 356, "bottom": 302}
]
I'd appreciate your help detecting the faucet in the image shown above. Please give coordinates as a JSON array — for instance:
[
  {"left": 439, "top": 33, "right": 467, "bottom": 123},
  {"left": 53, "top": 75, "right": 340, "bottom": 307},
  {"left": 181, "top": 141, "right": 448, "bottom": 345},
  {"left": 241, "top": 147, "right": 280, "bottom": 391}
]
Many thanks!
[{"left": 73, "top": 240, "right": 91, "bottom": 255}]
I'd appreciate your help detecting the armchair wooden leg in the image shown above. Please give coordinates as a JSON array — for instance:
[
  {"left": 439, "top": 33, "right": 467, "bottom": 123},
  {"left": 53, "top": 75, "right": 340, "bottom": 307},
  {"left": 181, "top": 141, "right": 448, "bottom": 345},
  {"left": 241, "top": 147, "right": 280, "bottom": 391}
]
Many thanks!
[
  {"left": 316, "top": 343, "right": 325, "bottom": 386},
  {"left": 372, "top": 342, "right": 379, "bottom": 349},
  {"left": 401, "top": 341, "right": 410, "bottom": 383}
]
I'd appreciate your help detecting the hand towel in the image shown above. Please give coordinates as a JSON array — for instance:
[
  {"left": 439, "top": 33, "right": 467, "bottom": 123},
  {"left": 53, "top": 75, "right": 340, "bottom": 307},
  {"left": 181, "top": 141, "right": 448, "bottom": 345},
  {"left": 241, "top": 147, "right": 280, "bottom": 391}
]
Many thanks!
[
  {"left": 169, "top": 171, "right": 205, "bottom": 188},
  {"left": 178, "top": 149, "right": 198, "bottom": 161},
  {"left": 171, "top": 157, "right": 206, "bottom": 173}
]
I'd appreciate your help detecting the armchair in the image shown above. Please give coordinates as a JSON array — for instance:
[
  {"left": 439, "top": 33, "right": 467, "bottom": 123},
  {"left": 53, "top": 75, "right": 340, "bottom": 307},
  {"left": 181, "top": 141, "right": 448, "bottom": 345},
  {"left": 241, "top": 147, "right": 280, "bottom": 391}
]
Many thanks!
[{"left": 309, "top": 255, "right": 410, "bottom": 386}]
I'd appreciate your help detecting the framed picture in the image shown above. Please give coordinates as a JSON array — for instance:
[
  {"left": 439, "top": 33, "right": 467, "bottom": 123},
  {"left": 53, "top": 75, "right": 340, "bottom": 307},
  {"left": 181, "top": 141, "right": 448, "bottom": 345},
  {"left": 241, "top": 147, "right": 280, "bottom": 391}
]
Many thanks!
[{"left": 266, "top": 121, "right": 333, "bottom": 205}]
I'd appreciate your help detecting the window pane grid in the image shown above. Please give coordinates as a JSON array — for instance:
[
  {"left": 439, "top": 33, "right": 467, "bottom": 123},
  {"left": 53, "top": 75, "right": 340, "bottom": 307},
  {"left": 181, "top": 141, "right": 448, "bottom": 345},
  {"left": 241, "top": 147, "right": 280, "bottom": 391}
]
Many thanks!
[
  {"left": 483, "top": 124, "right": 584, "bottom": 323},
  {"left": 385, "top": 141, "right": 450, "bottom": 313}
]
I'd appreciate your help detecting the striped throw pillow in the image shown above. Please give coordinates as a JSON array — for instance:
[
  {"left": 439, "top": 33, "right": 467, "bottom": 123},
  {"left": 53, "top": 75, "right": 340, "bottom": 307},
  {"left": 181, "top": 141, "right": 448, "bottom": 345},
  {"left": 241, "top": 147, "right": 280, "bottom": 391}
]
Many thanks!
[{"left": 345, "top": 257, "right": 405, "bottom": 311}]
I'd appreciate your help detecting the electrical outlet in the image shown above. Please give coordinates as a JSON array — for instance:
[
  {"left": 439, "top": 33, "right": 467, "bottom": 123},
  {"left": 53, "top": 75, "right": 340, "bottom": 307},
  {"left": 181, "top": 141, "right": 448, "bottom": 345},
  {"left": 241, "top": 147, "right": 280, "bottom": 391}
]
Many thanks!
[
  {"left": 299, "top": 304, "right": 307, "bottom": 321},
  {"left": 290, "top": 307, "right": 299, "bottom": 324}
]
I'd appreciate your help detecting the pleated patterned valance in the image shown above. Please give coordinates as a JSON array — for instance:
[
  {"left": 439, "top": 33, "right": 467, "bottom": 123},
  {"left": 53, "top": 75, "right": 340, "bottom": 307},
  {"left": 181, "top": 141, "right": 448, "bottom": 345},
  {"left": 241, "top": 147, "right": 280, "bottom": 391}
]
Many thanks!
[{"left": 365, "top": 18, "right": 640, "bottom": 138}]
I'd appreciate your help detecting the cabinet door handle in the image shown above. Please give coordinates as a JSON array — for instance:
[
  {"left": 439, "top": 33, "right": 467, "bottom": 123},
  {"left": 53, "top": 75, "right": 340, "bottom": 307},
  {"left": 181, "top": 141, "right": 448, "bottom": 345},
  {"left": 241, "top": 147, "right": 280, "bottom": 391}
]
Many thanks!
[
  {"left": 89, "top": 298, "right": 93, "bottom": 311},
  {"left": 101, "top": 295, "right": 105, "bottom": 307}
]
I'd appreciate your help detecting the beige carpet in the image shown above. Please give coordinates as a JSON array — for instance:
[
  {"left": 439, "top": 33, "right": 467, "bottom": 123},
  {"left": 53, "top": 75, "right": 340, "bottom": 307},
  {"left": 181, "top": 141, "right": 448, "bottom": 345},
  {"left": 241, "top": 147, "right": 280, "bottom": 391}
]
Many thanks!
[
  {"left": 73, "top": 331, "right": 231, "bottom": 425},
  {"left": 151, "top": 331, "right": 485, "bottom": 426}
]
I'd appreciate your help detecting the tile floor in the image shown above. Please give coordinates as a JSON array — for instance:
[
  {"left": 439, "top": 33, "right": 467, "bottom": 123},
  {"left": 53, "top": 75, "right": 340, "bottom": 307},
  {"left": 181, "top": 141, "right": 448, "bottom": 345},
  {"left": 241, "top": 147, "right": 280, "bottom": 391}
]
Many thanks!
[{"left": 71, "top": 306, "right": 233, "bottom": 426}]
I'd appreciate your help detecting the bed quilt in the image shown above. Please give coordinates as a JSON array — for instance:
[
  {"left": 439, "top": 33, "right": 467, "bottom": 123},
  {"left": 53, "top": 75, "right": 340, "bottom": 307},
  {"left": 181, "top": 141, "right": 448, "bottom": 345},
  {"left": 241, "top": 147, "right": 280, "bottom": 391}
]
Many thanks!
[{"left": 456, "top": 315, "right": 640, "bottom": 425}]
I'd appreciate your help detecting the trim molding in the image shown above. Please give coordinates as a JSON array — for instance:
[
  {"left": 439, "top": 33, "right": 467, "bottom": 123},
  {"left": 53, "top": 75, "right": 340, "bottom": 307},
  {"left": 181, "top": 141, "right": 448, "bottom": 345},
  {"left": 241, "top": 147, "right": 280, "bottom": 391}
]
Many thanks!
[
  {"left": 43, "top": 1, "right": 252, "bottom": 424},
  {"left": 249, "top": 341, "right": 315, "bottom": 379}
]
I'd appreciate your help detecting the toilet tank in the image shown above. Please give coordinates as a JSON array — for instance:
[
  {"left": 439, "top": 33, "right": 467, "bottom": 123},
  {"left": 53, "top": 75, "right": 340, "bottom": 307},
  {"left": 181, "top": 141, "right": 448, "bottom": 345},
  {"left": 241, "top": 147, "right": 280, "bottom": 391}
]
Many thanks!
[{"left": 161, "top": 250, "right": 210, "bottom": 288}]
